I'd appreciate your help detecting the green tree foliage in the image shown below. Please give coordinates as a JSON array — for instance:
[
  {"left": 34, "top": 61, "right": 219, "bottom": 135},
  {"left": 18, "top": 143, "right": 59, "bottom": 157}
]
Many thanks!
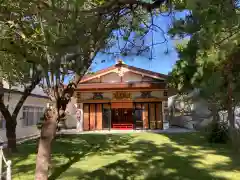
[
  {"left": 0, "top": 0, "right": 151, "bottom": 152},
  {"left": 169, "top": 0, "right": 240, "bottom": 100},
  {"left": 168, "top": 0, "right": 240, "bottom": 143},
  {"left": 0, "top": 10, "right": 44, "bottom": 151},
  {"left": 1, "top": 0, "right": 182, "bottom": 178},
  {"left": 1, "top": 0, "right": 175, "bottom": 179}
]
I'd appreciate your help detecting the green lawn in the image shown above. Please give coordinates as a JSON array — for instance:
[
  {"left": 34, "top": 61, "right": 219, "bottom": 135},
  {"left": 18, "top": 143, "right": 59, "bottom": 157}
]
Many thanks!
[{"left": 10, "top": 132, "right": 240, "bottom": 180}]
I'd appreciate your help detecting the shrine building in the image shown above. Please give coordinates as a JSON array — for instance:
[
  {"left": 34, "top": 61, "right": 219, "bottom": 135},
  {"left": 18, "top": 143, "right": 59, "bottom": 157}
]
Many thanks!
[{"left": 74, "top": 60, "right": 169, "bottom": 130}]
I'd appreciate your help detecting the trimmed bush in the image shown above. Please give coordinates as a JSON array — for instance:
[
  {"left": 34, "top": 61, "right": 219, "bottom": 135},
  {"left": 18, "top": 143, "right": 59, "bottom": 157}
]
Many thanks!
[{"left": 205, "top": 121, "right": 229, "bottom": 144}]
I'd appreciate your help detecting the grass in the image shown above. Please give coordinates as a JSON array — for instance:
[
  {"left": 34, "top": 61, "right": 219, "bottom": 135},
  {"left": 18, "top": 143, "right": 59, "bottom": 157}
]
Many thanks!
[{"left": 9, "top": 132, "right": 240, "bottom": 180}]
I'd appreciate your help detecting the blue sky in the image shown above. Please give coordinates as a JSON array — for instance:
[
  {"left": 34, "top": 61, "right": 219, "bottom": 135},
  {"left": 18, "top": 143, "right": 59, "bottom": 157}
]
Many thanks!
[{"left": 90, "top": 11, "right": 187, "bottom": 75}]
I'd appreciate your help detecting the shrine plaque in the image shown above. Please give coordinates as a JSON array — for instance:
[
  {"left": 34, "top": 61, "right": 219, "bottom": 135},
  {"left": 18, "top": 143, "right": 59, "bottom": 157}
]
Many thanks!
[{"left": 113, "top": 92, "right": 131, "bottom": 100}]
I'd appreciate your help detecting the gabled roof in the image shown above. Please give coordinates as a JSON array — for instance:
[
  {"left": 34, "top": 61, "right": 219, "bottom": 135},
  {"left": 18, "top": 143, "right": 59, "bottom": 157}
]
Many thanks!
[{"left": 80, "top": 60, "right": 168, "bottom": 83}]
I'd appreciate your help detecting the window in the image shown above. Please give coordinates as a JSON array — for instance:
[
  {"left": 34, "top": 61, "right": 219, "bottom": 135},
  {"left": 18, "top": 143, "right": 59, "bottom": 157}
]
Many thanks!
[
  {"left": 23, "top": 106, "right": 34, "bottom": 126},
  {"left": 134, "top": 106, "right": 143, "bottom": 129},
  {"left": 35, "top": 107, "right": 44, "bottom": 123},
  {"left": 0, "top": 113, "right": 6, "bottom": 129},
  {"left": 22, "top": 106, "right": 44, "bottom": 126}
]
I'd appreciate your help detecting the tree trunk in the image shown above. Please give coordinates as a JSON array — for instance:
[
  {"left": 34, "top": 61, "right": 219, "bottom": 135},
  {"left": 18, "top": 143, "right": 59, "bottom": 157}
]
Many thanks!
[
  {"left": 211, "top": 103, "right": 219, "bottom": 123},
  {"left": 225, "top": 62, "right": 236, "bottom": 146},
  {"left": 5, "top": 119, "right": 17, "bottom": 152},
  {"left": 0, "top": 92, "right": 17, "bottom": 152},
  {"left": 227, "top": 70, "right": 234, "bottom": 128},
  {"left": 0, "top": 74, "right": 41, "bottom": 152},
  {"left": 35, "top": 108, "right": 58, "bottom": 180},
  {"left": 34, "top": 46, "right": 98, "bottom": 180}
]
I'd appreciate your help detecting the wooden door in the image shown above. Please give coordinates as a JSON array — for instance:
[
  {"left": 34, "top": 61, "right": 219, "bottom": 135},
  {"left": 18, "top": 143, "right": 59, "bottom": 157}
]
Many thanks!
[
  {"left": 150, "top": 103, "right": 156, "bottom": 129},
  {"left": 142, "top": 103, "right": 149, "bottom": 129},
  {"left": 156, "top": 103, "right": 163, "bottom": 129},
  {"left": 96, "top": 104, "right": 102, "bottom": 130},
  {"left": 83, "top": 104, "right": 90, "bottom": 131},
  {"left": 89, "top": 104, "right": 96, "bottom": 130}
]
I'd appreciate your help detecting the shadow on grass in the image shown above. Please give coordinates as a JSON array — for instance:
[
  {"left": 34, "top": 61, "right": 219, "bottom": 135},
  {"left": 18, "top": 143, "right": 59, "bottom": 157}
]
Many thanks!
[
  {"left": 64, "top": 138, "right": 231, "bottom": 180},
  {"left": 10, "top": 134, "right": 133, "bottom": 179},
  {"left": 49, "top": 134, "right": 133, "bottom": 180},
  {"left": 10, "top": 132, "right": 240, "bottom": 180},
  {"left": 159, "top": 132, "right": 240, "bottom": 172}
]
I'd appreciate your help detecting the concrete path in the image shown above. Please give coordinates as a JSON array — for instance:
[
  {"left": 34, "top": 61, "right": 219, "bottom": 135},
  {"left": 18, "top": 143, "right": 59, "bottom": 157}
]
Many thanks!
[{"left": 60, "top": 127, "right": 195, "bottom": 135}]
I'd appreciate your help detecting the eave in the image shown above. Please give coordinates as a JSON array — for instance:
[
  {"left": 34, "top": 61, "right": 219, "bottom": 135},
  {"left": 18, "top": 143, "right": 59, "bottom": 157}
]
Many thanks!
[{"left": 76, "top": 82, "right": 167, "bottom": 92}]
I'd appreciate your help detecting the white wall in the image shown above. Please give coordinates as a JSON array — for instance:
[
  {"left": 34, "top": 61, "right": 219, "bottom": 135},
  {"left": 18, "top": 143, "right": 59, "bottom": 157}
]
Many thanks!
[
  {"left": 142, "top": 76, "right": 154, "bottom": 81},
  {"left": 101, "top": 72, "right": 121, "bottom": 83},
  {"left": 65, "top": 98, "right": 78, "bottom": 128},
  {"left": 0, "top": 92, "right": 49, "bottom": 142},
  {"left": 87, "top": 78, "right": 101, "bottom": 83},
  {"left": 122, "top": 72, "right": 142, "bottom": 82},
  {"left": 95, "top": 71, "right": 145, "bottom": 83}
]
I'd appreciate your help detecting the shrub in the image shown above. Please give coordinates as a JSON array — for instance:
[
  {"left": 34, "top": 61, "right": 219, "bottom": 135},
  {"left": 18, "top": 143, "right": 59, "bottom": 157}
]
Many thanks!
[
  {"left": 229, "top": 128, "right": 240, "bottom": 152},
  {"left": 205, "top": 121, "right": 229, "bottom": 144}
]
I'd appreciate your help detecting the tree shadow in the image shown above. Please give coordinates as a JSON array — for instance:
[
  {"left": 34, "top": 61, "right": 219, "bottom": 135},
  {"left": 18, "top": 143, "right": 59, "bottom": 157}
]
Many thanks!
[
  {"left": 10, "top": 132, "right": 240, "bottom": 180},
  {"left": 10, "top": 133, "right": 134, "bottom": 179},
  {"left": 9, "top": 139, "right": 39, "bottom": 176},
  {"left": 158, "top": 132, "right": 240, "bottom": 173},
  {"left": 49, "top": 134, "right": 133, "bottom": 180},
  {"left": 62, "top": 140, "right": 228, "bottom": 180}
]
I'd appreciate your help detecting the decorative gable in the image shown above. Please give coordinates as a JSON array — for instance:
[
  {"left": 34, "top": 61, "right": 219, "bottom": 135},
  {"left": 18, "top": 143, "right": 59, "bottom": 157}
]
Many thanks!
[
  {"left": 80, "top": 60, "right": 167, "bottom": 84},
  {"left": 101, "top": 72, "right": 121, "bottom": 83},
  {"left": 122, "top": 71, "right": 142, "bottom": 82}
]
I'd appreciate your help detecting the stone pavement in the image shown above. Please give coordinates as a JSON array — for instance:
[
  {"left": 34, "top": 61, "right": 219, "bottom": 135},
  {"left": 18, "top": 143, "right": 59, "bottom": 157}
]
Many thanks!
[{"left": 60, "top": 127, "right": 195, "bottom": 135}]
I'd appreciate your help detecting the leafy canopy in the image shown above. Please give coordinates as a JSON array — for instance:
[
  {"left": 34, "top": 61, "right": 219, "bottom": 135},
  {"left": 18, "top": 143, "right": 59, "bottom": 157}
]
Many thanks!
[{"left": 168, "top": 0, "right": 240, "bottom": 108}]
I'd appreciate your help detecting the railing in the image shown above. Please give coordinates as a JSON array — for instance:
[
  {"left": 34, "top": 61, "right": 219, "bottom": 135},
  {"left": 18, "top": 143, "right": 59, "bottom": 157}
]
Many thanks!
[
  {"left": 112, "top": 123, "right": 133, "bottom": 129},
  {"left": 0, "top": 147, "right": 11, "bottom": 180}
]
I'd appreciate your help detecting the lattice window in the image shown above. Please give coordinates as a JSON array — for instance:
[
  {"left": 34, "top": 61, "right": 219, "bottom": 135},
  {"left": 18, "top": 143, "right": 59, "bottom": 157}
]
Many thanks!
[
  {"left": 164, "top": 91, "right": 168, "bottom": 97},
  {"left": 22, "top": 106, "right": 44, "bottom": 126}
]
